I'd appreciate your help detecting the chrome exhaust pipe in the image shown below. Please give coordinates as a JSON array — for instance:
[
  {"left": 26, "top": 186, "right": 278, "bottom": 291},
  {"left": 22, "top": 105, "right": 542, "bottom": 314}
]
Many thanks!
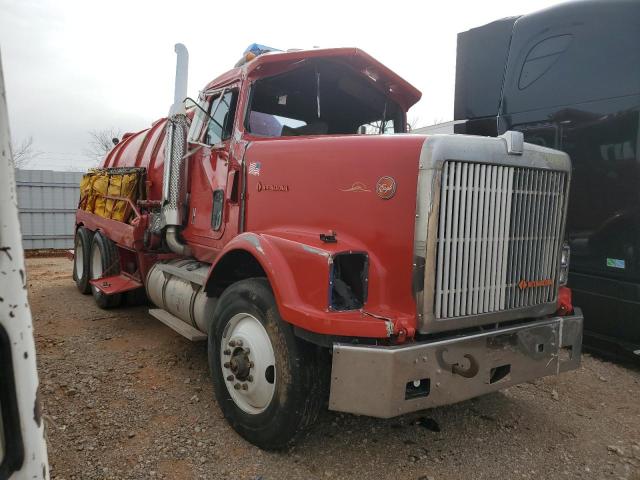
[
  {"left": 165, "top": 225, "right": 191, "bottom": 256},
  {"left": 161, "top": 43, "right": 191, "bottom": 255}
]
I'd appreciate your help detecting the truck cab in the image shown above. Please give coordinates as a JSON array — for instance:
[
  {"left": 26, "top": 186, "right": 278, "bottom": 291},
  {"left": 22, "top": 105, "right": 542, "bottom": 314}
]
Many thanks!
[
  {"left": 453, "top": 0, "right": 640, "bottom": 359},
  {"left": 73, "top": 44, "right": 583, "bottom": 449}
]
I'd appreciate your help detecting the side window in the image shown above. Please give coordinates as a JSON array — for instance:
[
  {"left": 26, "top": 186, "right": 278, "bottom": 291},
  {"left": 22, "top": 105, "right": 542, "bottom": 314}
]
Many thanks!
[
  {"left": 204, "top": 90, "right": 237, "bottom": 145},
  {"left": 518, "top": 35, "right": 573, "bottom": 90}
]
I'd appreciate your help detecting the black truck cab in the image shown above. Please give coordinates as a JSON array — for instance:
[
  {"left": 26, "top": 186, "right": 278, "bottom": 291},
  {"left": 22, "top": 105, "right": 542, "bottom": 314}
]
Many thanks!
[{"left": 454, "top": 0, "right": 640, "bottom": 359}]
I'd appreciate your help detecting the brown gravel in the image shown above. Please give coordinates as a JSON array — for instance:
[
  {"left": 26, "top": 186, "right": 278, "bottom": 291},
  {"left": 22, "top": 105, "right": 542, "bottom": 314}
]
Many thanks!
[{"left": 29, "top": 256, "right": 640, "bottom": 480}]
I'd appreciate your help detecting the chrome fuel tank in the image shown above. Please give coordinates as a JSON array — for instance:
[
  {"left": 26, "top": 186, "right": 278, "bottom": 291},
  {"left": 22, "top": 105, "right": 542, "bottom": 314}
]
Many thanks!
[{"left": 146, "top": 259, "right": 216, "bottom": 333}]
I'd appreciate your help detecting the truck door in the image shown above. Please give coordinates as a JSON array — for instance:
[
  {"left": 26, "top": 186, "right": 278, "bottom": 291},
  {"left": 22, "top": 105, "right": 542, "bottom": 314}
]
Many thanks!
[
  {"left": 559, "top": 103, "right": 640, "bottom": 281},
  {"left": 185, "top": 89, "right": 238, "bottom": 248}
]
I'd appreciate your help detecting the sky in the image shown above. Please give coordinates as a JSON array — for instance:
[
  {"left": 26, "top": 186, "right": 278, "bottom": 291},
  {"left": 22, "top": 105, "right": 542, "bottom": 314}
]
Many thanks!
[{"left": 0, "top": 0, "right": 563, "bottom": 171}]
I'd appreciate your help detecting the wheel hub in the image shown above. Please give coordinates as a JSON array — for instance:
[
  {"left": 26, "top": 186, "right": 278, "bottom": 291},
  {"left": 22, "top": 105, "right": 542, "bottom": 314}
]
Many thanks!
[
  {"left": 229, "top": 347, "right": 251, "bottom": 380},
  {"left": 75, "top": 237, "right": 84, "bottom": 278},
  {"left": 220, "top": 313, "right": 276, "bottom": 414}
]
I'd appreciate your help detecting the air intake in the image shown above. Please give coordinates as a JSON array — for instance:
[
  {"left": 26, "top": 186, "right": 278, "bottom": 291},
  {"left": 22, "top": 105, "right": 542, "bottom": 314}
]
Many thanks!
[{"left": 434, "top": 161, "right": 567, "bottom": 319}]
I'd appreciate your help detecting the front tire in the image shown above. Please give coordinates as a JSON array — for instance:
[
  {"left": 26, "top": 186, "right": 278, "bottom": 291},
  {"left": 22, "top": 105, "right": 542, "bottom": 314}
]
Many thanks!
[
  {"left": 72, "top": 227, "right": 93, "bottom": 294},
  {"left": 209, "top": 278, "right": 325, "bottom": 450},
  {"left": 89, "top": 232, "right": 122, "bottom": 309}
]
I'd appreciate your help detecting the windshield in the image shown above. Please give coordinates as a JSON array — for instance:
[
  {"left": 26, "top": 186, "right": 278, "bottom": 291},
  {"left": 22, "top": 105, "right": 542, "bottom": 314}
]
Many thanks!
[{"left": 246, "top": 60, "right": 404, "bottom": 137}]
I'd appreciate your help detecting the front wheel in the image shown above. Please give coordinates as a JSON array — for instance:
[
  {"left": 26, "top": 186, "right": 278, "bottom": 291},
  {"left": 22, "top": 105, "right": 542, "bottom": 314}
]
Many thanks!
[{"left": 209, "top": 278, "right": 326, "bottom": 450}]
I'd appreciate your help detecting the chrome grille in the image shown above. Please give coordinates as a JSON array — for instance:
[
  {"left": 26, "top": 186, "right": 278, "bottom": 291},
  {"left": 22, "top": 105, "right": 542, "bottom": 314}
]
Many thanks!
[{"left": 434, "top": 161, "right": 567, "bottom": 319}]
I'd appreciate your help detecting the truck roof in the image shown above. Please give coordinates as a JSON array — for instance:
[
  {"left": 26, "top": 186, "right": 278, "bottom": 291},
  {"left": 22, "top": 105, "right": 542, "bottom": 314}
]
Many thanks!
[{"left": 203, "top": 47, "right": 422, "bottom": 111}]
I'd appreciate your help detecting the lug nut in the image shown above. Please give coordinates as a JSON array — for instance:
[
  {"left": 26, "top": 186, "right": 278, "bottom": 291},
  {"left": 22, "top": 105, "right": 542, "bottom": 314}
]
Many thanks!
[
  {"left": 241, "top": 384, "right": 248, "bottom": 390},
  {"left": 223, "top": 349, "right": 231, "bottom": 355},
  {"left": 226, "top": 375, "right": 234, "bottom": 381},
  {"left": 249, "top": 361, "right": 255, "bottom": 368},
  {"left": 236, "top": 339, "right": 243, "bottom": 347},
  {"left": 247, "top": 375, "right": 253, "bottom": 382},
  {"left": 234, "top": 383, "right": 241, "bottom": 390},
  {"left": 229, "top": 340, "right": 236, "bottom": 347},
  {"left": 224, "top": 362, "right": 231, "bottom": 368}
]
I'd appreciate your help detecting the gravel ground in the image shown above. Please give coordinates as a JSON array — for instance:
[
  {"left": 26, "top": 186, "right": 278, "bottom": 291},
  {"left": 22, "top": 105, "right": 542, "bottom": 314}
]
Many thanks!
[{"left": 28, "top": 256, "right": 640, "bottom": 480}]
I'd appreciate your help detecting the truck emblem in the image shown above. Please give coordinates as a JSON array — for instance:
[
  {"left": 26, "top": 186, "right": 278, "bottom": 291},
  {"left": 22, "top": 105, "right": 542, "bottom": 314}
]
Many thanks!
[
  {"left": 518, "top": 278, "right": 553, "bottom": 290},
  {"left": 376, "top": 176, "right": 396, "bottom": 199},
  {"left": 340, "top": 182, "right": 371, "bottom": 193},
  {"left": 257, "top": 182, "right": 289, "bottom": 192}
]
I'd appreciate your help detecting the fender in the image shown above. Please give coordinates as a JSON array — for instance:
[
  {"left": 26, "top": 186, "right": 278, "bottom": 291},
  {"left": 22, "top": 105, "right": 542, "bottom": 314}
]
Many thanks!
[
  {"left": 206, "top": 231, "right": 302, "bottom": 313},
  {"left": 205, "top": 231, "right": 396, "bottom": 339}
]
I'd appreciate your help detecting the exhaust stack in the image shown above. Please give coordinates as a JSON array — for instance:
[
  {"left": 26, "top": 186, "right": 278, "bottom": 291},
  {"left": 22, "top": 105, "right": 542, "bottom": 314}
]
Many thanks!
[
  {"left": 162, "top": 43, "right": 191, "bottom": 256},
  {"left": 169, "top": 43, "right": 189, "bottom": 117}
]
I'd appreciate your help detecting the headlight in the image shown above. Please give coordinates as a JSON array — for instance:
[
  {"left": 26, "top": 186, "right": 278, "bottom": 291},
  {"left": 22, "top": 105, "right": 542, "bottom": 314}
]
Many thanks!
[{"left": 559, "top": 241, "right": 570, "bottom": 285}]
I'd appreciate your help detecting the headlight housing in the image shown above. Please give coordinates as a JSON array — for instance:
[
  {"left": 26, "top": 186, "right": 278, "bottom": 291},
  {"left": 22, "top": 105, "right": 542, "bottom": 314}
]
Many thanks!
[{"left": 559, "top": 241, "right": 570, "bottom": 286}]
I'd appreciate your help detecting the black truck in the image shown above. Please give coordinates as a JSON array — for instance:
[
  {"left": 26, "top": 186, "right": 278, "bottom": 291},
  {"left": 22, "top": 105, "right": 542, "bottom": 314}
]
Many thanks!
[{"left": 451, "top": 0, "right": 640, "bottom": 359}]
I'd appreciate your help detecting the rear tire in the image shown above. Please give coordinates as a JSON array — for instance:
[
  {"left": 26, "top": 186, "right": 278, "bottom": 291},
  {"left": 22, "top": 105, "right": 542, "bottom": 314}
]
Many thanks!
[
  {"left": 89, "top": 232, "right": 122, "bottom": 309},
  {"left": 209, "top": 278, "right": 325, "bottom": 450},
  {"left": 72, "top": 227, "right": 93, "bottom": 294}
]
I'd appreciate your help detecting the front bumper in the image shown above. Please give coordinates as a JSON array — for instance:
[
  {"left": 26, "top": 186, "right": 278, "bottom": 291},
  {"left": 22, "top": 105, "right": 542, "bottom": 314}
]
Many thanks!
[{"left": 329, "top": 311, "right": 583, "bottom": 418}]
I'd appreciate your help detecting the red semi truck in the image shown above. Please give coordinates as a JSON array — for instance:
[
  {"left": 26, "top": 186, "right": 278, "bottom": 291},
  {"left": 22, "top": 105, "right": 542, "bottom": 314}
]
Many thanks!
[{"left": 72, "top": 44, "right": 583, "bottom": 449}]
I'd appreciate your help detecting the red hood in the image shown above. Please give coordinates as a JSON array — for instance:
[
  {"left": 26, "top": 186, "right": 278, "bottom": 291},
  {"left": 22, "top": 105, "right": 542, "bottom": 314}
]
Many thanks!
[{"left": 244, "top": 134, "right": 427, "bottom": 321}]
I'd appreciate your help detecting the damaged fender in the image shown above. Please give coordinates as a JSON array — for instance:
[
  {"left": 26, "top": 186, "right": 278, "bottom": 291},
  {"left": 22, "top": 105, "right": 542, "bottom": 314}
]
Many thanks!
[{"left": 205, "top": 232, "right": 394, "bottom": 338}]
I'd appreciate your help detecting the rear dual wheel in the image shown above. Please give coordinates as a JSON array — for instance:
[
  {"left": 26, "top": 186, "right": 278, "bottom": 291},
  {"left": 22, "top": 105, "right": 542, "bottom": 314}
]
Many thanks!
[
  {"left": 89, "top": 231, "right": 122, "bottom": 309},
  {"left": 209, "top": 278, "right": 327, "bottom": 450},
  {"left": 74, "top": 227, "right": 142, "bottom": 307},
  {"left": 73, "top": 227, "right": 93, "bottom": 294}
]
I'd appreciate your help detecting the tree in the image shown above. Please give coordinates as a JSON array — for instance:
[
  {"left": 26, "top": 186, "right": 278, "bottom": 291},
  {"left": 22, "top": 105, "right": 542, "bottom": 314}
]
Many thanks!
[
  {"left": 86, "top": 128, "right": 122, "bottom": 162},
  {"left": 12, "top": 136, "right": 41, "bottom": 168},
  {"left": 407, "top": 116, "right": 421, "bottom": 132}
]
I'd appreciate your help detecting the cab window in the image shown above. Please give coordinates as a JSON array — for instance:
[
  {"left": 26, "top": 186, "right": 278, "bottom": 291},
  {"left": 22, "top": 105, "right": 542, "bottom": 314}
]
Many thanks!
[
  {"left": 204, "top": 90, "right": 237, "bottom": 145},
  {"left": 246, "top": 60, "right": 403, "bottom": 137},
  {"left": 358, "top": 119, "right": 395, "bottom": 134}
]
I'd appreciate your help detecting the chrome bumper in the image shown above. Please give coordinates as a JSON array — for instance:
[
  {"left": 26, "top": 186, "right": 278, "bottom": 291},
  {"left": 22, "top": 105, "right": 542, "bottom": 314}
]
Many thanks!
[{"left": 329, "top": 311, "right": 583, "bottom": 418}]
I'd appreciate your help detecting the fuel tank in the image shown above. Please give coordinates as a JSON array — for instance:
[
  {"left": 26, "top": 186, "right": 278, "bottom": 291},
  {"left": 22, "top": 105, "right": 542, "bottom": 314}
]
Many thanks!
[{"left": 146, "top": 258, "right": 216, "bottom": 333}]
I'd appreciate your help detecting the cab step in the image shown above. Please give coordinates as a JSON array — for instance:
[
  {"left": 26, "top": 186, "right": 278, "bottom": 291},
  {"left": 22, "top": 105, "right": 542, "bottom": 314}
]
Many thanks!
[
  {"left": 90, "top": 274, "right": 143, "bottom": 295},
  {"left": 148, "top": 308, "right": 207, "bottom": 342}
]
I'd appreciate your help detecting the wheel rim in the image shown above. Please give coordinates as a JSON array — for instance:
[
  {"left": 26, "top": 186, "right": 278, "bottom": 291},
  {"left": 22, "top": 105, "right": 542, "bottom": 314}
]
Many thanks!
[
  {"left": 220, "top": 313, "right": 276, "bottom": 414},
  {"left": 90, "top": 242, "right": 102, "bottom": 293},
  {"left": 74, "top": 235, "right": 84, "bottom": 279}
]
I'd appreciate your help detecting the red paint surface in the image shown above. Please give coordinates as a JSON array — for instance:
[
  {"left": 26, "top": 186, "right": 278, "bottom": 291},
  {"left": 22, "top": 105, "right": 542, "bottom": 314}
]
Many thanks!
[{"left": 89, "top": 274, "right": 143, "bottom": 295}]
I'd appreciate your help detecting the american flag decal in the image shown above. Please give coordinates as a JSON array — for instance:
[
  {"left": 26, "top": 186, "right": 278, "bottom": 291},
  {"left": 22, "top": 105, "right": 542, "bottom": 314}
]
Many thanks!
[{"left": 248, "top": 162, "right": 261, "bottom": 176}]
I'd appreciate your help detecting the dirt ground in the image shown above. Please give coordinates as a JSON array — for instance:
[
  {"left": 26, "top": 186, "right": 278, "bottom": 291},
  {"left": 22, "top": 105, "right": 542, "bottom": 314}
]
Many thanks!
[{"left": 28, "top": 256, "right": 640, "bottom": 480}]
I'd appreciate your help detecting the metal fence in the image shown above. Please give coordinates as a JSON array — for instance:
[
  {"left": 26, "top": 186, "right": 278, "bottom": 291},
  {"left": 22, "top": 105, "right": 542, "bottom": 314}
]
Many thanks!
[{"left": 15, "top": 169, "right": 83, "bottom": 249}]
